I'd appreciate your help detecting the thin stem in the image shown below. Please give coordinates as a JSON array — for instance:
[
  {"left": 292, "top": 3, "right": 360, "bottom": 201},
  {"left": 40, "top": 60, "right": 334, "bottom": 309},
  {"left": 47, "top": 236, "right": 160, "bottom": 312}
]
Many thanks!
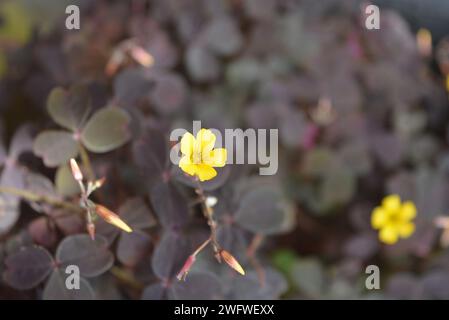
[
  {"left": 194, "top": 179, "right": 221, "bottom": 254},
  {"left": 193, "top": 237, "right": 212, "bottom": 257},
  {"left": 0, "top": 186, "right": 82, "bottom": 213},
  {"left": 247, "top": 234, "right": 265, "bottom": 287}
]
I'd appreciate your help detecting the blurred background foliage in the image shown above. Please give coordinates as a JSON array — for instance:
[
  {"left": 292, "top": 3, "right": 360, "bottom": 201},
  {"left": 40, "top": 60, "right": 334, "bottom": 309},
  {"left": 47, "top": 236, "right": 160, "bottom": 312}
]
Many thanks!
[{"left": 1, "top": 0, "right": 449, "bottom": 299}]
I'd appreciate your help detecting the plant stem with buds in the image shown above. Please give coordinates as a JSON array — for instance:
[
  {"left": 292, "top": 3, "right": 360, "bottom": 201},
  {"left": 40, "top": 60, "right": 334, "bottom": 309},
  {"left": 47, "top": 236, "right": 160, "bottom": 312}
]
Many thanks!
[
  {"left": 0, "top": 186, "right": 82, "bottom": 213},
  {"left": 194, "top": 179, "right": 221, "bottom": 255}
]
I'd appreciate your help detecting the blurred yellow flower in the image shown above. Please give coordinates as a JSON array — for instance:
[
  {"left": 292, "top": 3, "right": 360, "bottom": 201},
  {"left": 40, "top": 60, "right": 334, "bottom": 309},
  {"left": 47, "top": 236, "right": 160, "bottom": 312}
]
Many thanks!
[
  {"left": 371, "top": 194, "right": 416, "bottom": 245},
  {"left": 179, "top": 129, "right": 227, "bottom": 181}
]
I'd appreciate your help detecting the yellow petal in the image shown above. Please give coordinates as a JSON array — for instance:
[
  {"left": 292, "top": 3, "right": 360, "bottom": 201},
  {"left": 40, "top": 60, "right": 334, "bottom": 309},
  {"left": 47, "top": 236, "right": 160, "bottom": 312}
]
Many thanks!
[
  {"left": 180, "top": 132, "right": 195, "bottom": 156},
  {"left": 382, "top": 194, "right": 401, "bottom": 212},
  {"left": 196, "top": 164, "right": 217, "bottom": 181},
  {"left": 371, "top": 207, "right": 387, "bottom": 229},
  {"left": 179, "top": 156, "right": 196, "bottom": 176},
  {"left": 399, "top": 201, "right": 417, "bottom": 221},
  {"left": 203, "top": 148, "right": 227, "bottom": 167},
  {"left": 379, "top": 225, "right": 398, "bottom": 245},
  {"left": 398, "top": 222, "right": 415, "bottom": 238},
  {"left": 211, "top": 148, "right": 227, "bottom": 167},
  {"left": 196, "top": 129, "right": 216, "bottom": 153}
]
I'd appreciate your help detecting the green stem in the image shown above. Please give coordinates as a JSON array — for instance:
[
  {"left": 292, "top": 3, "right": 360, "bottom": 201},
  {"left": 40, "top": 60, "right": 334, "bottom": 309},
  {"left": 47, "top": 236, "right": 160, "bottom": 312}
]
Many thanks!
[
  {"left": 78, "top": 143, "right": 95, "bottom": 181},
  {"left": 110, "top": 266, "right": 143, "bottom": 290},
  {"left": 0, "top": 186, "right": 82, "bottom": 213}
]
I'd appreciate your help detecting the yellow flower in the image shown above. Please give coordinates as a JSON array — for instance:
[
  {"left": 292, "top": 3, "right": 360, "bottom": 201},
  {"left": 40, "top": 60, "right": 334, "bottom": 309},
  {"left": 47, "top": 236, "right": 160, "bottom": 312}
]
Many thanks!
[
  {"left": 371, "top": 194, "right": 416, "bottom": 245},
  {"left": 179, "top": 129, "right": 227, "bottom": 181}
]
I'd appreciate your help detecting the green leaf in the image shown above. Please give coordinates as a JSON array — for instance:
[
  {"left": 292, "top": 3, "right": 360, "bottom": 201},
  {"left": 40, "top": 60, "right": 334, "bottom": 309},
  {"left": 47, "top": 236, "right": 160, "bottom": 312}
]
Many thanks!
[
  {"left": 0, "top": 2, "right": 32, "bottom": 46},
  {"left": 55, "top": 164, "right": 79, "bottom": 197},
  {"left": 272, "top": 249, "right": 298, "bottom": 275},
  {"left": 33, "top": 130, "right": 79, "bottom": 167},
  {"left": 320, "top": 168, "right": 356, "bottom": 209},
  {"left": 46, "top": 86, "right": 90, "bottom": 131},
  {"left": 302, "top": 148, "right": 333, "bottom": 177},
  {"left": 81, "top": 107, "right": 131, "bottom": 153}
]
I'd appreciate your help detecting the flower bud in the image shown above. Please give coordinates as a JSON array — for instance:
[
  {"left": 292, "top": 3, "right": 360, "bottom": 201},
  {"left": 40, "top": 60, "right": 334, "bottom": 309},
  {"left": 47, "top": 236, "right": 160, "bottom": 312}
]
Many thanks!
[
  {"left": 70, "top": 158, "right": 83, "bottom": 181},
  {"left": 130, "top": 46, "right": 154, "bottom": 67},
  {"left": 87, "top": 222, "right": 95, "bottom": 240},
  {"left": 220, "top": 250, "right": 245, "bottom": 275},
  {"left": 95, "top": 204, "right": 132, "bottom": 233},
  {"left": 417, "top": 28, "right": 432, "bottom": 58},
  {"left": 176, "top": 255, "right": 196, "bottom": 281}
]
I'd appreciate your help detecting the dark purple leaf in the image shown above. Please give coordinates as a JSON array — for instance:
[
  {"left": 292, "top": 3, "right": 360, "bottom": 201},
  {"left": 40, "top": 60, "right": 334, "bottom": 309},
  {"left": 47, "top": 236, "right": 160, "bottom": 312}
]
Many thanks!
[
  {"left": 227, "top": 267, "right": 287, "bottom": 299},
  {"left": 56, "top": 235, "right": 114, "bottom": 278},
  {"left": 3, "top": 246, "right": 54, "bottom": 290},
  {"left": 387, "top": 273, "right": 423, "bottom": 299},
  {"left": 150, "top": 73, "right": 187, "bottom": 115},
  {"left": 119, "top": 197, "right": 156, "bottom": 230},
  {"left": 170, "top": 272, "right": 223, "bottom": 300},
  {"left": 28, "top": 217, "right": 58, "bottom": 248},
  {"left": 421, "top": 270, "right": 449, "bottom": 299},
  {"left": 204, "top": 17, "right": 242, "bottom": 57},
  {"left": 51, "top": 209, "right": 84, "bottom": 236},
  {"left": 235, "top": 185, "right": 295, "bottom": 235},
  {"left": 152, "top": 232, "right": 189, "bottom": 280},
  {"left": 113, "top": 68, "right": 152, "bottom": 106},
  {"left": 185, "top": 44, "right": 220, "bottom": 82},
  {"left": 43, "top": 269, "right": 95, "bottom": 300},
  {"left": 117, "top": 231, "right": 152, "bottom": 267},
  {"left": 132, "top": 127, "right": 167, "bottom": 186},
  {"left": 150, "top": 181, "right": 189, "bottom": 229},
  {"left": 141, "top": 282, "right": 167, "bottom": 300},
  {"left": 343, "top": 233, "right": 379, "bottom": 260}
]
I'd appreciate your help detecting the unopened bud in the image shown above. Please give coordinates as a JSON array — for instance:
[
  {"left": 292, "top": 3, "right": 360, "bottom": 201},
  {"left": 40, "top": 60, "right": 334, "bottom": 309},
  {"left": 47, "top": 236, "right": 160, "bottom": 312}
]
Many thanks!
[
  {"left": 417, "top": 28, "right": 432, "bottom": 58},
  {"left": 105, "top": 50, "right": 125, "bottom": 76},
  {"left": 93, "top": 177, "right": 106, "bottom": 189},
  {"left": 70, "top": 158, "right": 83, "bottom": 181},
  {"left": 87, "top": 222, "right": 95, "bottom": 240},
  {"left": 130, "top": 46, "right": 154, "bottom": 67},
  {"left": 435, "top": 216, "right": 449, "bottom": 228},
  {"left": 220, "top": 250, "right": 245, "bottom": 275},
  {"left": 95, "top": 204, "right": 132, "bottom": 233},
  {"left": 176, "top": 255, "right": 196, "bottom": 281}
]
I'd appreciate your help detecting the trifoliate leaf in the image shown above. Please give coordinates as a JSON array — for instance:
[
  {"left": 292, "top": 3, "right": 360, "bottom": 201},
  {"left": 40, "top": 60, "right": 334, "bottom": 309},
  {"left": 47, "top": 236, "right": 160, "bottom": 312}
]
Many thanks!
[
  {"left": 81, "top": 107, "right": 131, "bottom": 153},
  {"left": 33, "top": 130, "right": 79, "bottom": 167}
]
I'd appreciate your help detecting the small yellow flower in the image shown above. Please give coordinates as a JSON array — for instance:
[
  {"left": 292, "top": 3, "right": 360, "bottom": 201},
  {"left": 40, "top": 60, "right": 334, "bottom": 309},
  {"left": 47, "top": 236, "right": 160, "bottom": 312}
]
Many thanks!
[
  {"left": 179, "top": 129, "right": 227, "bottom": 181},
  {"left": 371, "top": 194, "right": 416, "bottom": 245}
]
